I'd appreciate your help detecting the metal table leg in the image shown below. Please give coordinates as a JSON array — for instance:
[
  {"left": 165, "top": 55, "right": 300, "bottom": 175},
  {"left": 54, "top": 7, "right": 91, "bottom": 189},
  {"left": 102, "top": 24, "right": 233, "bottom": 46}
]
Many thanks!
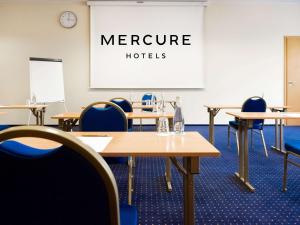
[
  {"left": 39, "top": 108, "right": 45, "bottom": 126},
  {"left": 58, "top": 119, "right": 65, "bottom": 130},
  {"left": 169, "top": 156, "right": 199, "bottom": 225},
  {"left": 208, "top": 108, "right": 220, "bottom": 145},
  {"left": 271, "top": 118, "right": 284, "bottom": 153},
  {"left": 235, "top": 119, "right": 255, "bottom": 192},
  {"left": 279, "top": 119, "right": 285, "bottom": 153},
  {"left": 165, "top": 117, "right": 174, "bottom": 192},
  {"left": 235, "top": 119, "right": 244, "bottom": 181},
  {"left": 165, "top": 158, "right": 172, "bottom": 192},
  {"left": 30, "top": 107, "right": 46, "bottom": 126},
  {"left": 31, "top": 108, "right": 40, "bottom": 125},
  {"left": 271, "top": 108, "right": 286, "bottom": 153}
]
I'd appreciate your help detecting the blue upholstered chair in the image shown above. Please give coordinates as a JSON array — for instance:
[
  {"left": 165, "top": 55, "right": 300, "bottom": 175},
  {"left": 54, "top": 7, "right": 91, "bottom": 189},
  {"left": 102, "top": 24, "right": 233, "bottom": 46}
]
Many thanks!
[
  {"left": 228, "top": 96, "right": 268, "bottom": 157},
  {"left": 0, "top": 125, "right": 10, "bottom": 131},
  {"left": 79, "top": 101, "right": 134, "bottom": 205},
  {"left": 0, "top": 126, "right": 138, "bottom": 225},
  {"left": 283, "top": 140, "right": 300, "bottom": 191},
  {"left": 139, "top": 93, "right": 157, "bottom": 130},
  {"left": 142, "top": 93, "right": 156, "bottom": 112},
  {"left": 109, "top": 97, "right": 133, "bottom": 131}
]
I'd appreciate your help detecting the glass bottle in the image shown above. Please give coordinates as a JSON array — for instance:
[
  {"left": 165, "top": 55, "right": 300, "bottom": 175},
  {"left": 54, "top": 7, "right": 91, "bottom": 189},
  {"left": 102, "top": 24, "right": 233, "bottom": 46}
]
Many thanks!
[{"left": 173, "top": 96, "right": 184, "bottom": 134}]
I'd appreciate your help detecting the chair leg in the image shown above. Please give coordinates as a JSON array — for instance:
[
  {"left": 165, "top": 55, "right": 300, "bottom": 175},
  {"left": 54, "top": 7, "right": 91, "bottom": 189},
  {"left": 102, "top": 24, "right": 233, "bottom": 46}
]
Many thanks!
[
  {"left": 227, "top": 125, "right": 231, "bottom": 148},
  {"left": 139, "top": 119, "right": 142, "bottom": 131},
  {"left": 235, "top": 131, "right": 239, "bottom": 155},
  {"left": 251, "top": 129, "right": 253, "bottom": 150},
  {"left": 260, "top": 130, "right": 268, "bottom": 157},
  {"left": 283, "top": 152, "right": 288, "bottom": 192},
  {"left": 128, "top": 156, "right": 134, "bottom": 205}
]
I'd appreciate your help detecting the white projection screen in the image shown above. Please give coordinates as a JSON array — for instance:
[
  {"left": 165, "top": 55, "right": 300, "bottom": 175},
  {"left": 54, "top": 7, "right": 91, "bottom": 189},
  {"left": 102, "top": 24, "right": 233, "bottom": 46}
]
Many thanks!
[{"left": 88, "top": 1, "right": 205, "bottom": 89}]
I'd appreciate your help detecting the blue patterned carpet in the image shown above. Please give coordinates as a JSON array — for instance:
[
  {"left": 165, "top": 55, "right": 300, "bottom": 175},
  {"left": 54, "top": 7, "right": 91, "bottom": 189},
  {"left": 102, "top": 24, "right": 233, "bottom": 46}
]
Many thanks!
[{"left": 110, "top": 125, "right": 300, "bottom": 225}]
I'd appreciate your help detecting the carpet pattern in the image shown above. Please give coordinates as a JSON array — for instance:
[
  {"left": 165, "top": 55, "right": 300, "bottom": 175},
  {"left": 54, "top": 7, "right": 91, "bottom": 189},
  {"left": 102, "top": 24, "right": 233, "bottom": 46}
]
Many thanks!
[{"left": 110, "top": 125, "right": 300, "bottom": 225}]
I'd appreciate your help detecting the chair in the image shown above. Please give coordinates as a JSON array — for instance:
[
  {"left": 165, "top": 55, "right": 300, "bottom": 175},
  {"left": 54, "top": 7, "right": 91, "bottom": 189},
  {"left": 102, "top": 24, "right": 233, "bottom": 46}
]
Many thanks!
[
  {"left": 140, "top": 93, "right": 157, "bottom": 130},
  {"left": 109, "top": 97, "right": 133, "bottom": 131},
  {"left": 283, "top": 140, "right": 300, "bottom": 191},
  {"left": 0, "top": 125, "right": 10, "bottom": 131},
  {"left": 79, "top": 101, "right": 134, "bottom": 205},
  {"left": 0, "top": 126, "right": 138, "bottom": 225},
  {"left": 228, "top": 96, "right": 268, "bottom": 157},
  {"left": 141, "top": 93, "right": 156, "bottom": 112}
]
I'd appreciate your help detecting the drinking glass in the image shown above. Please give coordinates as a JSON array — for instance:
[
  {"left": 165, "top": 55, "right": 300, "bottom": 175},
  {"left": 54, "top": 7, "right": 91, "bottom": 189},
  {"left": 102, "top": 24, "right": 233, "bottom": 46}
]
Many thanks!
[{"left": 157, "top": 117, "right": 169, "bottom": 134}]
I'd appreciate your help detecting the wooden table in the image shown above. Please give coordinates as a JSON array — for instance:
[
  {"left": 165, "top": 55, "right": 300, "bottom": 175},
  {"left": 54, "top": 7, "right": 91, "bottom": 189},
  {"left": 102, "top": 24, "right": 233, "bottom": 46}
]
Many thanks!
[
  {"left": 52, "top": 111, "right": 175, "bottom": 191},
  {"left": 0, "top": 104, "right": 48, "bottom": 125},
  {"left": 132, "top": 100, "right": 176, "bottom": 109},
  {"left": 15, "top": 131, "right": 220, "bottom": 225},
  {"left": 52, "top": 112, "right": 174, "bottom": 132},
  {"left": 204, "top": 105, "right": 289, "bottom": 146},
  {"left": 132, "top": 104, "right": 156, "bottom": 110},
  {"left": 226, "top": 112, "right": 300, "bottom": 192},
  {"left": 82, "top": 105, "right": 157, "bottom": 110}
]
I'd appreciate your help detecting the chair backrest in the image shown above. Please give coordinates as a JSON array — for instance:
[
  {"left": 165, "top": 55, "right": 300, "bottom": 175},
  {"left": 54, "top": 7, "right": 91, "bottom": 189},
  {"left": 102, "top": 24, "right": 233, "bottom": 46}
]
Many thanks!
[
  {"left": 142, "top": 93, "right": 156, "bottom": 112},
  {"left": 80, "top": 101, "right": 128, "bottom": 132},
  {"left": 0, "top": 126, "right": 120, "bottom": 225},
  {"left": 109, "top": 98, "right": 133, "bottom": 129},
  {"left": 242, "top": 96, "right": 267, "bottom": 126}
]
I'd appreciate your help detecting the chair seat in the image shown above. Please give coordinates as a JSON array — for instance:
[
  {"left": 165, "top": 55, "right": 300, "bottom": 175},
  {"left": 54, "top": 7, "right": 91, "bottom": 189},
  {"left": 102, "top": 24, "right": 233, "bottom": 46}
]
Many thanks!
[
  {"left": 120, "top": 204, "right": 138, "bottom": 225},
  {"left": 0, "top": 140, "right": 54, "bottom": 158},
  {"left": 104, "top": 157, "right": 128, "bottom": 164},
  {"left": 229, "top": 120, "right": 263, "bottom": 130},
  {"left": 285, "top": 140, "right": 300, "bottom": 155}
]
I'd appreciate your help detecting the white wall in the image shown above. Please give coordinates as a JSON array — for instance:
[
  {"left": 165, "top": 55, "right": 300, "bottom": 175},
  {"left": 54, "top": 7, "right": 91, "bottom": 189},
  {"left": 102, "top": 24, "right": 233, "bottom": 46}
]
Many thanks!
[{"left": 0, "top": 1, "right": 300, "bottom": 125}]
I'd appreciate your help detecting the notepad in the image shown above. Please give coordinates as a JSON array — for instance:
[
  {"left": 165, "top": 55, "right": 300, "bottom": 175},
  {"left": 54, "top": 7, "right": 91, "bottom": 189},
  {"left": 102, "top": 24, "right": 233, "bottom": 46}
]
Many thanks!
[{"left": 77, "top": 136, "right": 112, "bottom": 153}]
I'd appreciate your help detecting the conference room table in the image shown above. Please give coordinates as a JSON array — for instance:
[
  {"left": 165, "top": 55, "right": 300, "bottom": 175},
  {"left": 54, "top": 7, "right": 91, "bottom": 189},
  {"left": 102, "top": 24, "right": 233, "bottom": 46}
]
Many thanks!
[
  {"left": 132, "top": 100, "right": 177, "bottom": 109},
  {"left": 132, "top": 104, "right": 156, "bottom": 110},
  {"left": 204, "top": 105, "right": 289, "bottom": 150},
  {"left": 51, "top": 111, "right": 174, "bottom": 132},
  {"left": 226, "top": 111, "right": 300, "bottom": 192},
  {"left": 82, "top": 104, "right": 156, "bottom": 110},
  {"left": 52, "top": 111, "right": 175, "bottom": 191},
  {"left": 0, "top": 104, "right": 48, "bottom": 125},
  {"left": 15, "top": 131, "right": 220, "bottom": 225}
]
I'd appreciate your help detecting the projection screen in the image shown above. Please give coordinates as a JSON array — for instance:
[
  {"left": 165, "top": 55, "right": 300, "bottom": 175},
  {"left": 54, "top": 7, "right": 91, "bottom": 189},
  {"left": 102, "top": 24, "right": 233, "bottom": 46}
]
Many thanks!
[{"left": 88, "top": 1, "right": 205, "bottom": 89}]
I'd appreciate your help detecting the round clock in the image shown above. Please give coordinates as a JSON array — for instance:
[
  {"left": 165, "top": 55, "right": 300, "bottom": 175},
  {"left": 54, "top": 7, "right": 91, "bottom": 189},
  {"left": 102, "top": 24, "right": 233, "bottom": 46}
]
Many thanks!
[{"left": 59, "top": 11, "right": 77, "bottom": 28}]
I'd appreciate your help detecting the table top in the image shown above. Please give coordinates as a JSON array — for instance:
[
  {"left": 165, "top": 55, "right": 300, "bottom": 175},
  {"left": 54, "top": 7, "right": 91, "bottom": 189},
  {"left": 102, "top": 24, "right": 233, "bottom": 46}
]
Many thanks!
[
  {"left": 226, "top": 112, "right": 300, "bottom": 119},
  {"left": 52, "top": 112, "right": 80, "bottom": 119},
  {"left": 126, "top": 112, "right": 174, "bottom": 119},
  {"left": 0, "top": 104, "right": 48, "bottom": 109},
  {"left": 0, "top": 112, "right": 6, "bottom": 115},
  {"left": 132, "top": 100, "right": 175, "bottom": 103},
  {"left": 204, "top": 105, "right": 290, "bottom": 110},
  {"left": 132, "top": 104, "right": 156, "bottom": 109},
  {"left": 51, "top": 112, "right": 174, "bottom": 120},
  {"left": 81, "top": 105, "right": 157, "bottom": 110},
  {"left": 13, "top": 132, "right": 220, "bottom": 157}
]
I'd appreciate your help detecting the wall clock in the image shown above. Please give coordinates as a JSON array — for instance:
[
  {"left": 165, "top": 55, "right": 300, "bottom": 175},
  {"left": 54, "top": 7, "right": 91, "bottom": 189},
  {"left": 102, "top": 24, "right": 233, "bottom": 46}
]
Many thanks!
[{"left": 59, "top": 11, "right": 77, "bottom": 28}]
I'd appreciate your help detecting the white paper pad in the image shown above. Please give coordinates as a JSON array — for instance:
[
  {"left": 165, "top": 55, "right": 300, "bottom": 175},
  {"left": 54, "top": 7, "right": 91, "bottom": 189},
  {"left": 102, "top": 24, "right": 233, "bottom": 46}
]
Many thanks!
[{"left": 77, "top": 136, "right": 112, "bottom": 153}]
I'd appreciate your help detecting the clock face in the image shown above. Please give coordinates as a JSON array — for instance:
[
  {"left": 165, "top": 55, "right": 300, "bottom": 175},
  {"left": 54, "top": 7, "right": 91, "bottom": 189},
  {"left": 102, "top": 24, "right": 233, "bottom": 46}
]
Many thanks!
[{"left": 60, "top": 11, "right": 77, "bottom": 28}]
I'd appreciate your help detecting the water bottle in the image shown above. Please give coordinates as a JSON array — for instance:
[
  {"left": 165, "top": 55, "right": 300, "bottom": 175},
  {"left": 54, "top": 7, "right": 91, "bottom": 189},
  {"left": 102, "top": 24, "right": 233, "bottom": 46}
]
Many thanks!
[
  {"left": 31, "top": 93, "right": 37, "bottom": 105},
  {"left": 160, "top": 98, "right": 166, "bottom": 113},
  {"left": 173, "top": 96, "right": 184, "bottom": 134}
]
